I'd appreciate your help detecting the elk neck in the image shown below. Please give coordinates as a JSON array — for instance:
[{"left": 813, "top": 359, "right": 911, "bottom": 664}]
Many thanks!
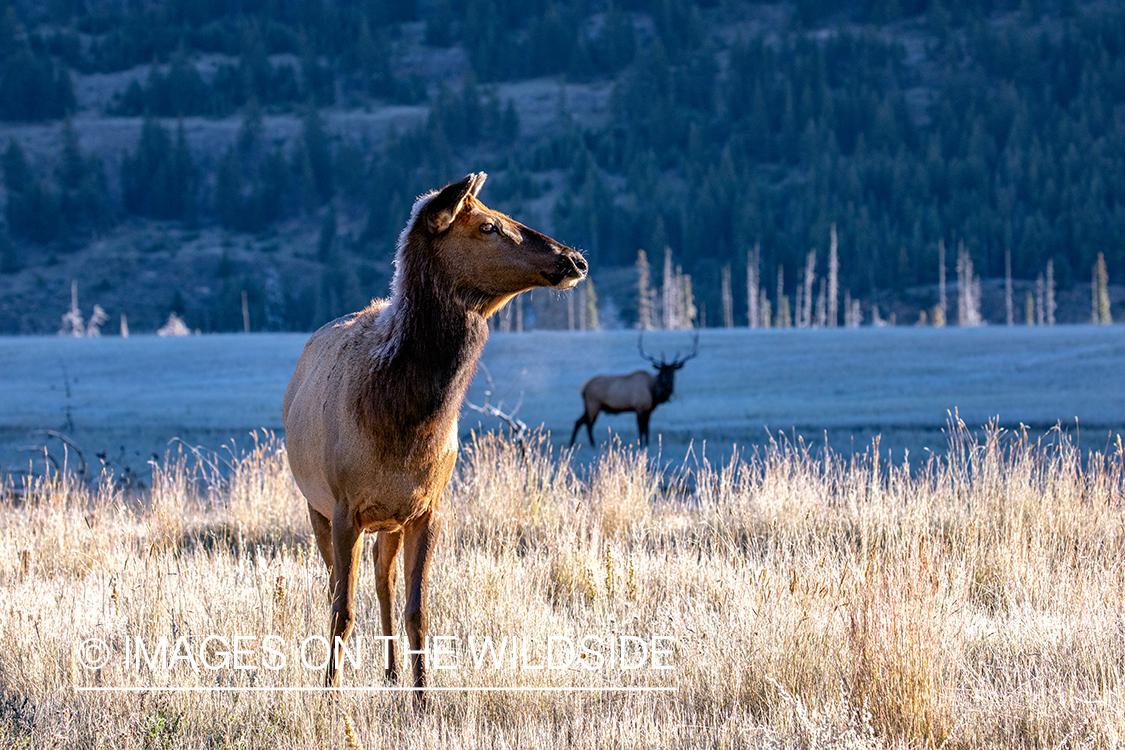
[
  {"left": 651, "top": 369, "right": 675, "bottom": 405},
  {"left": 360, "top": 246, "right": 490, "bottom": 440}
]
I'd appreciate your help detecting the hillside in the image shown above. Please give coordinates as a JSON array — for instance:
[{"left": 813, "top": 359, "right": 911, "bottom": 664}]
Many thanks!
[{"left": 0, "top": 0, "right": 1124, "bottom": 333}]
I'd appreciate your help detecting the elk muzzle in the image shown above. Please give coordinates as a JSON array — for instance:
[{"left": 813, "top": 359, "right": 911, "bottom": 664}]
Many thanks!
[{"left": 545, "top": 250, "right": 588, "bottom": 289}]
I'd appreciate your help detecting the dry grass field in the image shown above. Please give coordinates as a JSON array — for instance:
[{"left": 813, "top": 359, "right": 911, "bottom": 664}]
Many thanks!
[{"left": 0, "top": 420, "right": 1122, "bottom": 749}]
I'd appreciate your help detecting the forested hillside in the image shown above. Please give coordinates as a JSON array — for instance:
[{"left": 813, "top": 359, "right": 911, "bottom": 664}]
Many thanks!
[{"left": 0, "top": 0, "right": 1123, "bottom": 333}]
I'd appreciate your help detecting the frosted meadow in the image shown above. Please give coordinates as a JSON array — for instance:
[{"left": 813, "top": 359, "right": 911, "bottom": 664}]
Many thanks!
[
  {"left": 0, "top": 328, "right": 1123, "bottom": 747},
  {"left": 0, "top": 422, "right": 1122, "bottom": 748}
]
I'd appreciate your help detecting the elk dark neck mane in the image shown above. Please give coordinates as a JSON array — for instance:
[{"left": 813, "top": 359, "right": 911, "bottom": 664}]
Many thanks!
[
  {"left": 356, "top": 227, "right": 490, "bottom": 448},
  {"left": 651, "top": 373, "right": 674, "bottom": 405}
]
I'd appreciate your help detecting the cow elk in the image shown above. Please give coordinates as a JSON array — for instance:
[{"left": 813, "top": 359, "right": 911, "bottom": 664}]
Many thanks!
[
  {"left": 282, "top": 173, "right": 586, "bottom": 703},
  {"left": 570, "top": 332, "right": 699, "bottom": 447}
]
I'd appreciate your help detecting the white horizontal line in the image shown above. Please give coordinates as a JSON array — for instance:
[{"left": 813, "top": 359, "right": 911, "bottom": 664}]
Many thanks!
[{"left": 75, "top": 686, "right": 676, "bottom": 693}]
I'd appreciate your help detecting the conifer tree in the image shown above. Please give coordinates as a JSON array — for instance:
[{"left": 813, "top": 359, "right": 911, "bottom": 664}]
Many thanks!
[{"left": 0, "top": 229, "right": 19, "bottom": 273}]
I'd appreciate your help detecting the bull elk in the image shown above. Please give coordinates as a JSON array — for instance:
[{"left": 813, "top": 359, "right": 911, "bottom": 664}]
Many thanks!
[
  {"left": 570, "top": 332, "right": 698, "bottom": 447},
  {"left": 282, "top": 173, "right": 586, "bottom": 701}
]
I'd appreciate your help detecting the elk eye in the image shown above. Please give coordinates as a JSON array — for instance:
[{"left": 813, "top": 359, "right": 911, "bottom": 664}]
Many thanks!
[{"left": 480, "top": 222, "right": 496, "bottom": 234}]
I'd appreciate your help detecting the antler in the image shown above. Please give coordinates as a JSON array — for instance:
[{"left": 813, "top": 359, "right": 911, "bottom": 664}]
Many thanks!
[
  {"left": 638, "top": 331, "right": 661, "bottom": 365},
  {"left": 639, "top": 330, "right": 699, "bottom": 367},
  {"left": 671, "top": 331, "right": 700, "bottom": 366}
]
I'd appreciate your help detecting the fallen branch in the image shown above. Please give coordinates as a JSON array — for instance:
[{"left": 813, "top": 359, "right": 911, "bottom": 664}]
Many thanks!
[
  {"left": 34, "top": 430, "right": 87, "bottom": 481},
  {"left": 464, "top": 364, "right": 529, "bottom": 452}
]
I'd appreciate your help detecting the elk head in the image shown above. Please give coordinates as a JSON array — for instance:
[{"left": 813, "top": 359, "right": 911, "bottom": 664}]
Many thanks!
[
  {"left": 639, "top": 331, "right": 700, "bottom": 405},
  {"left": 408, "top": 173, "right": 588, "bottom": 317}
]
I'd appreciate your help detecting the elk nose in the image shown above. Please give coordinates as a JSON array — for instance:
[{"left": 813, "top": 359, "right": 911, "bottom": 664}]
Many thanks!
[{"left": 571, "top": 253, "right": 589, "bottom": 275}]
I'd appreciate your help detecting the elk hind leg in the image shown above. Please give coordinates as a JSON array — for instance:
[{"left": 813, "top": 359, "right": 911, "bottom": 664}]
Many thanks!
[
  {"left": 585, "top": 411, "right": 598, "bottom": 445},
  {"left": 402, "top": 508, "right": 440, "bottom": 706},
  {"left": 571, "top": 411, "right": 597, "bottom": 447},
  {"left": 325, "top": 504, "right": 362, "bottom": 687},
  {"left": 374, "top": 529, "right": 403, "bottom": 682},
  {"left": 569, "top": 415, "right": 586, "bottom": 447},
  {"left": 308, "top": 503, "right": 333, "bottom": 573}
]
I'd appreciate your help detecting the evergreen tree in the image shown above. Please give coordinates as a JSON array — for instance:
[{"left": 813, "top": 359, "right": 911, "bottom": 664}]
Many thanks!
[
  {"left": 121, "top": 117, "right": 197, "bottom": 222},
  {"left": 299, "top": 105, "right": 333, "bottom": 205},
  {"left": 56, "top": 122, "right": 113, "bottom": 235},
  {"left": 214, "top": 150, "right": 243, "bottom": 230},
  {"left": 237, "top": 98, "right": 264, "bottom": 157},
  {"left": 0, "top": 228, "right": 19, "bottom": 273},
  {"left": 424, "top": 0, "right": 456, "bottom": 47},
  {"left": 317, "top": 204, "right": 338, "bottom": 263},
  {"left": 3, "top": 139, "right": 61, "bottom": 244},
  {"left": 1, "top": 139, "right": 31, "bottom": 194},
  {"left": 170, "top": 122, "right": 198, "bottom": 225},
  {"left": 500, "top": 99, "right": 520, "bottom": 143},
  {"left": 0, "top": 46, "right": 75, "bottom": 121}
]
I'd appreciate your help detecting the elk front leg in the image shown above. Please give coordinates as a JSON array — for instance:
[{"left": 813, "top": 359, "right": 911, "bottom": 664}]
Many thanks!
[
  {"left": 637, "top": 411, "right": 651, "bottom": 447},
  {"left": 402, "top": 508, "right": 440, "bottom": 705},
  {"left": 325, "top": 504, "right": 362, "bottom": 688},
  {"left": 374, "top": 529, "right": 403, "bottom": 682}
]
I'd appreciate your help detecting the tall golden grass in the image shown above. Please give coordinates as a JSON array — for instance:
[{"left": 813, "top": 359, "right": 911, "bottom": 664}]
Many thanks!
[{"left": 0, "top": 421, "right": 1122, "bottom": 749}]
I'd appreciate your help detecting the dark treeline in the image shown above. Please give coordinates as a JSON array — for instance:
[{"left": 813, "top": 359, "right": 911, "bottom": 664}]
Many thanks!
[
  {"left": 1, "top": 0, "right": 1124, "bottom": 329},
  {"left": 553, "top": 1, "right": 1125, "bottom": 321}
]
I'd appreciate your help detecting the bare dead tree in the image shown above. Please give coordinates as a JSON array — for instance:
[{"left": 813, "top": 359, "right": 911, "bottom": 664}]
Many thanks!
[
  {"left": 938, "top": 239, "right": 947, "bottom": 326},
  {"left": 747, "top": 242, "right": 760, "bottom": 328},
  {"left": 636, "top": 249, "right": 654, "bottom": 330},
  {"left": 815, "top": 278, "right": 827, "bottom": 328},
  {"left": 1005, "top": 249, "right": 1014, "bottom": 326},
  {"left": 1046, "top": 259, "right": 1056, "bottom": 325},
  {"left": 801, "top": 249, "right": 816, "bottom": 328},
  {"left": 1036, "top": 272, "right": 1045, "bottom": 325},
  {"left": 828, "top": 224, "right": 839, "bottom": 327},
  {"left": 721, "top": 264, "right": 733, "bottom": 328}
]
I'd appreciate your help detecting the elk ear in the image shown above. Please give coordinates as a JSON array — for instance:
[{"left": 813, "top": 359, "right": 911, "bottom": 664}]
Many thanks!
[
  {"left": 467, "top": 171, "right": 487, "bottom": 197},
  {"left": 423, "top": 172, "right": 488, "bottom": 235}
]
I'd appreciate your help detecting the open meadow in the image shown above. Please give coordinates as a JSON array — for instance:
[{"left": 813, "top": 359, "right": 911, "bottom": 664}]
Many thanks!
[
  {"left": 2, "top": 326, "right": 1125, "bottom": 478},
  {"left": 0, "top": 327, "right": 1124, "bottom": 748}
]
